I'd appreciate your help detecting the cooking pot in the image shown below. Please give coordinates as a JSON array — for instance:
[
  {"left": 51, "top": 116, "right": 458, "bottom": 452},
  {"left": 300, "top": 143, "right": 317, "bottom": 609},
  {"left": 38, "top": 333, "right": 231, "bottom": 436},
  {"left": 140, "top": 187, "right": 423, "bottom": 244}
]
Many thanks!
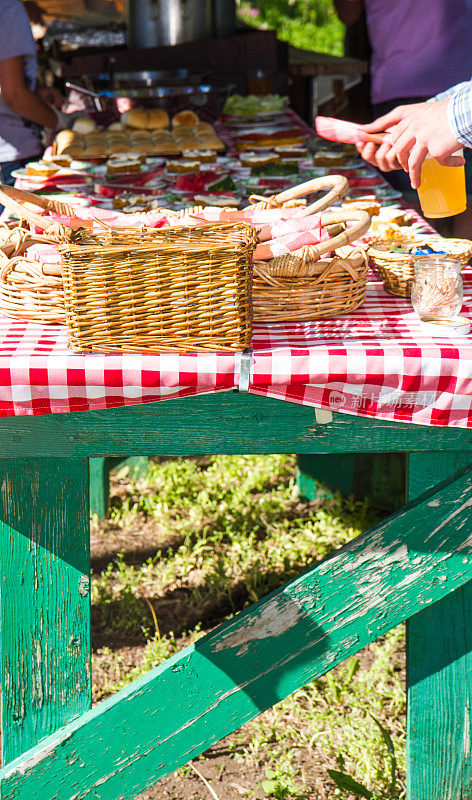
[{"left": 126, "top": 0, "right": 214, "bottom": 48}]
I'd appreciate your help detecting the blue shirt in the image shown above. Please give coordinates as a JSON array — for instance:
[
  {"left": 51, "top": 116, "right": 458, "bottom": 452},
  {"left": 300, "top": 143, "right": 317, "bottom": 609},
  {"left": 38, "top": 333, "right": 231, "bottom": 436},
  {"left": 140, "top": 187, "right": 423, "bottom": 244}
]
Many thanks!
[{"left": 0, "top": 0, "right": 42, "bottom": 162}]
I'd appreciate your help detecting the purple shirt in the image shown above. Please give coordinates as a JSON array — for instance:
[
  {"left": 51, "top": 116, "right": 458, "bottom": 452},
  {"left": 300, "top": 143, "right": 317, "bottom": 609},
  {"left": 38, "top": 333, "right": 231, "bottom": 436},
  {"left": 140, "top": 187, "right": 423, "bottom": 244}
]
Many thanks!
[{"left": 363, "top": 0, "right": 472, "bottom": 105}]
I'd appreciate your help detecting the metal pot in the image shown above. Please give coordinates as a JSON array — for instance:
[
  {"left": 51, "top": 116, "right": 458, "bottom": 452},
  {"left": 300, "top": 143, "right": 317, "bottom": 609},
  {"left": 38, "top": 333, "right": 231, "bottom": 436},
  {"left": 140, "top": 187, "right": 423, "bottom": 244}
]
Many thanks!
[{"left": 126, "top": 0, "right": 214, "bottom": 49}]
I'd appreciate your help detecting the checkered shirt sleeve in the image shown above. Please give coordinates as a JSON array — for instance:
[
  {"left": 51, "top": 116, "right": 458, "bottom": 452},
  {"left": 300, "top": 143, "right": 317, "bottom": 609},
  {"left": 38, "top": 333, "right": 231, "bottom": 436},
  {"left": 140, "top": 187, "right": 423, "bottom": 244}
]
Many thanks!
[{"left": 431, "top": 80, "right": 472, "bottom": 148}]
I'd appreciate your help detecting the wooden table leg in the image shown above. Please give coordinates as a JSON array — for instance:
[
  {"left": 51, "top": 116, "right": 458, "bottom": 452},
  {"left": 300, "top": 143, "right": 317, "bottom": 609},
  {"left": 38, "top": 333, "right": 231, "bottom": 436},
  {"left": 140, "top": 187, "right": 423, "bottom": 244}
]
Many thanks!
[
  {"left": 0, "top": 458, "right": 91, "bottom": 764},
  {"left": 90, "top": 456, "right": 149, "bottom": 519},
  {"left": 407, "top": 452, "right": 472, "bottom": 800},
  {"left": 297, "top": 453, "right": 406, "bottom": 512}
]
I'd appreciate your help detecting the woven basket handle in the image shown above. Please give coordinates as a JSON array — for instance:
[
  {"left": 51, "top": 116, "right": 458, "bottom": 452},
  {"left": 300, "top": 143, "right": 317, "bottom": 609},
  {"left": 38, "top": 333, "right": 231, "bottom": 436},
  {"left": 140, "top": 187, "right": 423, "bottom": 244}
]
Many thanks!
[
  {"left": 0, "top": 184, "right": 74, "bottom": 233},
  {"left": 259, "top": 209, "right": 370, "bottom": 269},
  {"left": 254, "top": 245, "right": 367, "bottom": 281},
  {"left": 247, "top": 175, "right": 349, "bottom": 217},
  {"left": 299, "top": 209, "right": 370, "bottom": 260}
]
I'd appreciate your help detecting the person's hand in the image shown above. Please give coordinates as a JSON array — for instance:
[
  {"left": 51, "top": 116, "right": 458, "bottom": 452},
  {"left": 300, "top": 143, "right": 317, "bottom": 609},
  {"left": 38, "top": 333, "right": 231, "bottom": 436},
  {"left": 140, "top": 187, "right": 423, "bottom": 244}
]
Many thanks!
[
  {"left": 37, "top": 86, "right": 64, "bottom": 110},
  {"left": 23, "top": 0, "right": 44, "bottom": 25},
  {"left": 362, "top": 101, "right": 464, "bottom": 189},
  {"left": 356, "top": 139, "right": 402, "bottom": 172}
]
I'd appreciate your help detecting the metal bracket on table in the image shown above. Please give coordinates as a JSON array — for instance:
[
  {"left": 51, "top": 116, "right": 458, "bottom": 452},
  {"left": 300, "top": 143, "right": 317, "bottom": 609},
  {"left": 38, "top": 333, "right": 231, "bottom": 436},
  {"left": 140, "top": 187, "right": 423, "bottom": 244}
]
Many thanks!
[
  {"left": 238, "top": 349, "right": 253, "bottom": 393},
  {"left": 315, "top": 408, "right": 333, "bottom": 424}
]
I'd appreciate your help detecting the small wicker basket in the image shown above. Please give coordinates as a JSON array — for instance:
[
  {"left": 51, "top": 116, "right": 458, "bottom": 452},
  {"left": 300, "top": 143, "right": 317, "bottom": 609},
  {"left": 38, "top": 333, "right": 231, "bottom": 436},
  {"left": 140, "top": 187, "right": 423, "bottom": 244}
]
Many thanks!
[
  {"left": 0, "top": 256, "right": 65, "bottom": 324},
  {"left": 252, "top": 209, "right": 371, "bottom": 322},
  {"left": 59, "top": 223, "right": 256, "bottom": 353},
  {"left": 368, "top": 235, "right": 472, "bottom": 297},
  {"left": 0, "top": 184, "right": 75, "bottom": 235},
  {"left": 0, "top": 186, "right": 71, "bottom": 324}
]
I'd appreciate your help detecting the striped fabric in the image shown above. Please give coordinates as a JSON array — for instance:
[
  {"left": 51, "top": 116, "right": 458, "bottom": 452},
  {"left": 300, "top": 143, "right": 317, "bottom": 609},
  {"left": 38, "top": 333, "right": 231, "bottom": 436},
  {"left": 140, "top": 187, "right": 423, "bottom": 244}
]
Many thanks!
[{"left": 448, "top": 84, "right": 472, "bottom": 147}]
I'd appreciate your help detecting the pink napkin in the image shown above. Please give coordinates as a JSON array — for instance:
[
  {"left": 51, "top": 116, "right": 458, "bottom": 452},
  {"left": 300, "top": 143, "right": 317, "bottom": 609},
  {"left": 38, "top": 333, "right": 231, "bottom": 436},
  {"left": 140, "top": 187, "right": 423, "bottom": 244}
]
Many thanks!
[
  {"left": 315, "top": 116, "right": 370, "bottom": 144},
  {"left": 26, "top": 243, "right": 61, "bottom": 265},
  {"left": 254, "top": 226, "right": 330, "bottom": 260}
]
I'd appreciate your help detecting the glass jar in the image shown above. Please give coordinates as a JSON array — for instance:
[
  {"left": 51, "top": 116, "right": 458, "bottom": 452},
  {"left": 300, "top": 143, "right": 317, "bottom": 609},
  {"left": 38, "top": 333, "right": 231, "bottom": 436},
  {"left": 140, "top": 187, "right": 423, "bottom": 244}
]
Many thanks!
[{"left": 411, "top": 256, "right": 463, "bottom": 318}]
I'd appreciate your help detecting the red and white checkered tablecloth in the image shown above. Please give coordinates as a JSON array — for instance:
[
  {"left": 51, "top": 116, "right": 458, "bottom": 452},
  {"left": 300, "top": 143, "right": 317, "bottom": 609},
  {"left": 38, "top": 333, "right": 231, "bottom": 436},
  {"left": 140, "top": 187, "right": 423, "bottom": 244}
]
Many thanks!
[
  {"left": 250, "top": 266, "right": 472, "bottom": 428},
  {"left": 0, "top": 265, "right": 471, "bottom": 426},
  {"left": 0, "top": 321, "right": 239, "bottom": 416}
]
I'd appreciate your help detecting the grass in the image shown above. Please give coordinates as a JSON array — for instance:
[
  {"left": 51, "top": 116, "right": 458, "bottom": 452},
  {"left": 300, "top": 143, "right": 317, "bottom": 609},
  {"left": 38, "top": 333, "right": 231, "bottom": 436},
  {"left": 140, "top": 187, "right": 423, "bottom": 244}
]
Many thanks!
[
  {"left": 91, "top": 455, "right": 406, "bottom": 799},
  {"left": 237, "top": 0, "right": 345, "bottom": 56}
]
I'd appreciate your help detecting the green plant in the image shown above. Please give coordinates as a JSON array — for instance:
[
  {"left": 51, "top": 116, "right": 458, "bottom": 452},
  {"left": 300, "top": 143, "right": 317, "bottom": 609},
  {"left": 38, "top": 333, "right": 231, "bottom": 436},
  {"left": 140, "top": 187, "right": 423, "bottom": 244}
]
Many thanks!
[
  {"left": 237, "top": 0, "right": 345, "bottom": 56},
  {"left": 260, "top": 766, "right": 306, "bottom": 799}
]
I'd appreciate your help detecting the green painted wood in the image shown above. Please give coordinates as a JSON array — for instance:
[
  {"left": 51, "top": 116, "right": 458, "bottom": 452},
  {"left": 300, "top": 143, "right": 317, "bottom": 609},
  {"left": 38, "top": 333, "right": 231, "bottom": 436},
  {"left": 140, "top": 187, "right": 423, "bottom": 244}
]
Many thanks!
[
  {"left": 297, "top": 453, "right": 407, "bottom": 511},
  {"left": 89, "top": 457, "right": 109, "bottom": 519},
  {"left": 407, "top": 452, "right": 472, "bottom": 800},
  {"left": 0, "top": 394, "right": 470, "bottom": 459},
  {"left": 2, "top": 465, "right": 472, "bottom": 800},
  {"left": 90, "top": 457, "right": 149, "bottom": 518},
  {"left": 122, "top": 456, "right": 149, "bottom": 480},
  {"left": 0, "top": 458, "right": 91, "bottom": 764},
  {"left": 297, "top": 454, "right": 355, "bottom": 501}
]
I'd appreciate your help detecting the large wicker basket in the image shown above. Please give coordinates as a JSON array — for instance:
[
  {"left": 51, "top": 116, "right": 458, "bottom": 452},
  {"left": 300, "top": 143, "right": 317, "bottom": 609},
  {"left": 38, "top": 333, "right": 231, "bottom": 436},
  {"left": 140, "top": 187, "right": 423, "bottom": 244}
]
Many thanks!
[
  {"left": 368, "top": 235, "right": 472, "bottom": 297},
  {"left": 59, "top": 224, "right": 256, "bottom": 352},
  {"left": 252, "top": 209, "right": 371, "bottom": 322}
]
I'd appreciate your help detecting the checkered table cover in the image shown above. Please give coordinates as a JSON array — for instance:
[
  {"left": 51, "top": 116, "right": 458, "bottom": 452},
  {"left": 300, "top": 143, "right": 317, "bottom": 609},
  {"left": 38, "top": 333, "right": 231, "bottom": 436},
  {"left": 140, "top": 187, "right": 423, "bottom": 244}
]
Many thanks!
[{"left": 1, "top": 264, "right": 471, "bottom": 426}]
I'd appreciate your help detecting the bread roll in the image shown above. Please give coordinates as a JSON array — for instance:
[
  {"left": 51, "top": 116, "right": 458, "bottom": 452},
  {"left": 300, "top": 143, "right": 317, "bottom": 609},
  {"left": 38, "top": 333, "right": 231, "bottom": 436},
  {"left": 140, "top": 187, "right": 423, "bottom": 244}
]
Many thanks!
[
  {"left": 53, "top": 129, "right": 77, "bottom": 155},
  {"left": 171, "top": 110, "right": 199, "bottom": 128},
  {"left": 83, "top": 145, "right": 108, "bottom": 157},
  {"left": 65, "top": 144, "right": 85, "bottom": 158},
  {"left": 107, "top": 139, "right": 132, "bottom": 154},
  {"left": 107, "top": 121, "right": 125, "bottom": 131},
  {"left": 195, "top": 121, "right": 214, "bottom": 134},
  {"left": 146, "top": 108, "right": 169, "bottom": 129},
  {"left": 152, "top": 130, "right": 173, "bottom": 142},
  {"left": 72, "top": 116, "right": 97, "bottom": 134},
  {"left": 122, "top": 108, "right": 149, "bottom": 129},
  {"left": 83, "top": 133, "right": 104, "bottom": 145},
  {"left": 171, "top": 125, "right": 191, "bottom": 138},
  {"left": 197, "top": 136, "right": 225, "bottom": 151},
  {"left": 106, "top": 134, "right": 128, "bottom": 145},
  {"left": 151, "top": 137, "right": 181, "bottom": 155}
]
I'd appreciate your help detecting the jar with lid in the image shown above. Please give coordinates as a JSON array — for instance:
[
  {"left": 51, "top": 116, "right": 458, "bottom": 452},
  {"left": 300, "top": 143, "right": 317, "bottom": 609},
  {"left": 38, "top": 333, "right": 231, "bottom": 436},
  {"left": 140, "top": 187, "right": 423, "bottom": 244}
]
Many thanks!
[{"left": 411, "top": 256, "right": 463, "bottom": 318}]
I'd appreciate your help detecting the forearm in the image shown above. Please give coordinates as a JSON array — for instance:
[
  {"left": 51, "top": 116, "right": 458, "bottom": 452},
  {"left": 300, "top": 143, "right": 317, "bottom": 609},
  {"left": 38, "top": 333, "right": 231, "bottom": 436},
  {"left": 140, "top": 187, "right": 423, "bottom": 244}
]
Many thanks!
[
  {"left": 4, "top": 85, "right": 57, "bottom": 127},
  {"left": 333, "top": 0, "right": 363, "bottom": 25}
]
